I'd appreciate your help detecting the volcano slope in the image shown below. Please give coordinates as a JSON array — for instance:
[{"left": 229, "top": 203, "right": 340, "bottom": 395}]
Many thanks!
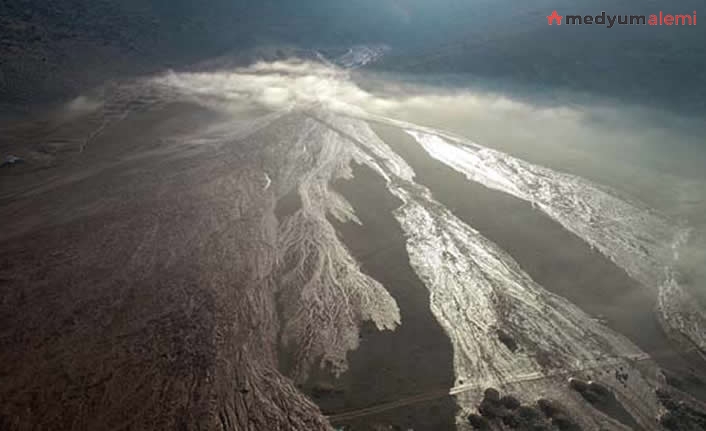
[{"left": 1, "top": 60, "right": 705, "bottom": 431}]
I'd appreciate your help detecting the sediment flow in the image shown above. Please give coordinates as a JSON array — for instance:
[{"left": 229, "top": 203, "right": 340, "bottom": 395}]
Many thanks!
[{"left": 401, "top": 127, "right": 706, "bottom": 354}]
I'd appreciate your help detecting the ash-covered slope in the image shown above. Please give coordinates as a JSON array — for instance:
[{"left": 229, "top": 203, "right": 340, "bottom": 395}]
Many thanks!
[
  {"left": 0, "top": 105, "right": 329, "bottom": 429},
  {"left": 0, "top": 82, "right": 402, "bottom": 429},
  {"left": 2, "top": 58, "right": 705, "bottom": 430}
]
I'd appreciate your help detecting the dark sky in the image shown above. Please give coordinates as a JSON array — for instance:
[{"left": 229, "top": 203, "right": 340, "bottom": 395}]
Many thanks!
[{"left": 1, "top": 0, "right": 703, "bottom": 113}]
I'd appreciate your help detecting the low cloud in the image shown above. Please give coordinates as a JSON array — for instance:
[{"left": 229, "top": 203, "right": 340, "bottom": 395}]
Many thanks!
[
  {"left": 151, "top": 59, "right": 586, "bottom": 123},
  {"left": 152, "top": 60, "right": 398, "bottom": 116}
]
